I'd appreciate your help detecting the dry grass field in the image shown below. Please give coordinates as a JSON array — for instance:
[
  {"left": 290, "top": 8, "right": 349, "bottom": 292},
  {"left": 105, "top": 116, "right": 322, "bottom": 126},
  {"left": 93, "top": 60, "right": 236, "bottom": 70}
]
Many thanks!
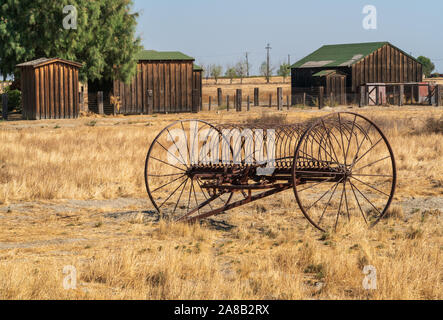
[
  {"left": 202, "top": 76, "right": 291, "bottom": 108},
  {"left": 0, "top": 105, "right": 442, "bottom": 300}
]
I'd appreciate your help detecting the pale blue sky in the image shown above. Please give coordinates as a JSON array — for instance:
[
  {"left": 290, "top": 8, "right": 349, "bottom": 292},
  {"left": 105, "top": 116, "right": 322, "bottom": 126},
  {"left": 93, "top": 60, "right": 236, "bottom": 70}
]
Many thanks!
[{"left": 134, "top": 0, "right": 443, "bottom": 74}]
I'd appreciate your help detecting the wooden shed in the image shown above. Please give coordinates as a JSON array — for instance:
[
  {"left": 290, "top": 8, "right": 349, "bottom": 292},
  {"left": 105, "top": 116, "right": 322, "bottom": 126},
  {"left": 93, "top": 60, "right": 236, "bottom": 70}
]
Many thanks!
[
  {"left": 112, "top": 50, "right": 202, "bottom": 114},
  {"left": 291, "top": 42, "right": 423, "bottom": 102},
  {"left": 17, "top": 58, "right": 82, "bottom": 120}
]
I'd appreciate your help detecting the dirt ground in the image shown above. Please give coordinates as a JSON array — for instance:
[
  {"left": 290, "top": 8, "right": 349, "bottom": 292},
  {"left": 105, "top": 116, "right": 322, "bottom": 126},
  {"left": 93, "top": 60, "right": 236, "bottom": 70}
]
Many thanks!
[{"left": 0, "top": 105, "right": 441, "bottom": 300}]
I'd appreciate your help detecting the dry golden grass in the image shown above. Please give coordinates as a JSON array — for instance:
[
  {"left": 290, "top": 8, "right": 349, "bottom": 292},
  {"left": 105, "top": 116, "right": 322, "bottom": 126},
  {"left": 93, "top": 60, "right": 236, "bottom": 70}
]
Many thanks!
[{"left": 0, "top": 106, "right": 442, "bottom": 300}]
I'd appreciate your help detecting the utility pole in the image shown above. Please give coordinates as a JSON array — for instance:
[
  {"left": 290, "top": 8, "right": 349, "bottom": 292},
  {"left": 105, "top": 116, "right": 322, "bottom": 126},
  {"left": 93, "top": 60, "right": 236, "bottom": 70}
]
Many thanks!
[
  {"left": 265, "top": 43, "right": 272, "bottom": 83},
  {"left": 245, "top": 52, "right": 249, "bottom": 77}
]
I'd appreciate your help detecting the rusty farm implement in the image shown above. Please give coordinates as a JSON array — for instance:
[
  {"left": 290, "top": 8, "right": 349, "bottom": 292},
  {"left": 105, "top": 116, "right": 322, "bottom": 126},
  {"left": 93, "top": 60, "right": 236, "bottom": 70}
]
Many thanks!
[{"left": 144, "top": 112, "right": 396, "bottom": 232}]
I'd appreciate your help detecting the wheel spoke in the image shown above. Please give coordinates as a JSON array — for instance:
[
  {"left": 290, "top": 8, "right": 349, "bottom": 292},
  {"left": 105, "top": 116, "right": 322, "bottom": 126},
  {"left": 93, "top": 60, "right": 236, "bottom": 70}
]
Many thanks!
[
  {"left": 353, "top": 155, "right": 391, "bottom": 174},
  {"left": 334, "top": 182, "right": 346, "bottom": 230},
  {"left": 151, "top": 174, "right": 186, "bottom": 193},
  {"left": 344, "top": 115, "right": 357, "bottom": 165},
  {"left": 150, "top": 156, "right": 186, "bottom": 172},
  {"left": 338, "top": 114, "right": 347, "bottom": 165},
  {"left": 318, "top": 178, "right": 343, "bottom": 225},
  {"left": 156, "top": 140, "right": 188, "bottom": 167},
  {"left": 296, "top": 177, "right": 336, "bottom": 193},
  {"left": 147, "top": 173, "right": 184, "bottom": 177},
  {"left": 343, "top": 181, "right": 350, "bottom": 221},
  {"left": 167, "top": 128, "right": 188, "bottom": 166},
  {"left": 158, "top": 176, "right": 188, "bottom": 209},
  {"left": 352, "top": 173, "right": 393, "bottom": 178},
  {"left": 349, "top": 180, "right": 368, "bottom": 225},
  {"left": 308, "top": 178, "right": 343, "bottom": 212},
  {"left": 349, "top": 180, "right": 383, "bottom": 218},
  {"left": 173, "top": 178, "right": 189, "bottom": 215},
  {"left": 350, "top": 176, "right": 390, "bottom": 197},
  {"left": 351, "top": 137, "right": 383, "bottom": 169}
]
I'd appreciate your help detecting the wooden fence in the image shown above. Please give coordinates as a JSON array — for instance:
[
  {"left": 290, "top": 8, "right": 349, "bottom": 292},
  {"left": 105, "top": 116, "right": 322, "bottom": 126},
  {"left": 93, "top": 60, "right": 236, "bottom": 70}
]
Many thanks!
[{"left": 203, "top": 84, "right": 443, "bottom": 110}]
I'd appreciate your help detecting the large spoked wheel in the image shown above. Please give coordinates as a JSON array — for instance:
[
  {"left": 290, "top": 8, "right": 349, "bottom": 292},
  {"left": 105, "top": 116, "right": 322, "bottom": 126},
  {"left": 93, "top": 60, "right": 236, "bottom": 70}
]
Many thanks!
[
  {"left": 292, "top": 112, "right": 397, "bottom": 232},
  {"left": 145, "top": 120, "right": 234, "bottom": 222}
]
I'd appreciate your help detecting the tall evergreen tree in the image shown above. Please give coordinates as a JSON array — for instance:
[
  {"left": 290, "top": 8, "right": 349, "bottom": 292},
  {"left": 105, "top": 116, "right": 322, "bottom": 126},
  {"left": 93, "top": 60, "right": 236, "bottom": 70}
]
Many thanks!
[{"left": 0, "top": 0, "right": 141, "bottom": 82}]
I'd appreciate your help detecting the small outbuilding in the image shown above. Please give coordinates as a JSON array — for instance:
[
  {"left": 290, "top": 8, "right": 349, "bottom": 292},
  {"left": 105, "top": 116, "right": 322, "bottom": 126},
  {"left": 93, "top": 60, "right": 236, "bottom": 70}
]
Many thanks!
[
  {"left": 291, "top": 42, "right": 423, "bottom": 105},
  {"left": 17, "top": 58, "right": 82, "bottom": 120},
  {"left": 111, "top": 50, "right": 202, "bottom": 114}
]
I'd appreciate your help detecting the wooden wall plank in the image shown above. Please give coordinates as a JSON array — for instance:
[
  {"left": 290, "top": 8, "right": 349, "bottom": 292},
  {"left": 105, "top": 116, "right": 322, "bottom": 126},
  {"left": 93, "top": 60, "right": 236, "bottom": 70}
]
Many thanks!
[
  {"left": 35, "top": 68, "right": 40, "bottom": 119},
  {"left": 187, "top": 63, "right": 192, "bottom": 110},
  {"left": 74, "top": 69, "right": 78, "bottom": 117},
  {"left": 49, "top": 64, "right": 55, "bottom": 118},
  {"left": 165, "top": 63, "right": 170, "bottom": 112},
  {"left": 60, "top": 65, "right": 64, "bottom": 119}
]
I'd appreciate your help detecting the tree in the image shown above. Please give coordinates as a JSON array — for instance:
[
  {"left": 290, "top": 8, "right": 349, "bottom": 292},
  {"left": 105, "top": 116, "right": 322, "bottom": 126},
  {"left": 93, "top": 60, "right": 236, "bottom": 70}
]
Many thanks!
[
  {"left": 203, "top": 64, "right": 211, "bottom": 80},
  {"left": 0, "top": 0, "right": 141, "bottom": 83},
  {"left": 235, "top": 60, "right": 247, "bottom": 84},
  {"left": 277, "top": 62, "right": 291, "bottom": 83},
  {"left": 210, "top": 64, "right": 222, "bottom": 84},
  {"left": 417, "top": 56, "right": 435, "bottom": 78},
  {"left": 225, "top": 66, "right": 237, "bottom": 84},
  {"left": 260, "top": 61, "right": 274, "bottom": 82}
]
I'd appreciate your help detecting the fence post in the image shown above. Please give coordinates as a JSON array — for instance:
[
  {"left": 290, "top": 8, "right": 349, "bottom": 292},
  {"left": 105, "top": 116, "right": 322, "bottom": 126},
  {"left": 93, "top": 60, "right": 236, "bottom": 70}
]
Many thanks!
[
  {"left": 236, "top": 89, "right": 242, "bottom": 112},
  {"left": 318, "top": 87, "right": 324, "bottom": 109},
  {"left": 436, "top": 85, "right": 442, "bottom": 107},
  {"left": 254, "top": 88, "right": 259, "bottom": 106},
  {"left": 97, "top": 91, "right": 104, "bottom": 115},
  {"left": 217, "top": 88, "right": 222, "bottom": 107},
  {"left": 227, "top": 95, "right": 230, "bottom": 111},
  {"left": 147, "top": 89, "right": 153, "bottom": 114},
  {"left": 1, "top": 94, "right": 8, "bottom": 121},
  {"left": 399, "top": 85, "right": 404, "bottom": 106},
  {"left": 359, "top": 86, "right": 365, "bottom": 107},
  {"left": 247, "top": 96, "right": 250, "bottom": 111},
  {"left": 209, "top": 96, "right": 212, "bottom": 111},
  {"left": 269, "top": 94, "right": 272, "bottom": 108},
  {"left": 375, "top": 86, "right": 379, "bottom": 105},
  {"left": 277, "top": 87, "right": 283, "bottom": 111},
  {"left": 287, "top": 96, "right": 290, "bottom": 110},
  {"left": 330, "top": 92, "right": 334, "bottom": 107},
  {"left": 303, "top": 93, "right": 306, "bottom": 106}
]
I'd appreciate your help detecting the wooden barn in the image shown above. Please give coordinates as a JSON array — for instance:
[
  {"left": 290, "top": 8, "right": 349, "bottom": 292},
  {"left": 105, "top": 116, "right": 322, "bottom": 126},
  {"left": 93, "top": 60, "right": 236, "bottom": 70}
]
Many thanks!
[
  {"left": 291, "top": 42, "right": 423, "bottom": 104},
  {"left": 110, "top": 50, "right": 202, "bottom": 114},
  {"left": 17, "top": 58, "right": 82, "bottom": 120}
]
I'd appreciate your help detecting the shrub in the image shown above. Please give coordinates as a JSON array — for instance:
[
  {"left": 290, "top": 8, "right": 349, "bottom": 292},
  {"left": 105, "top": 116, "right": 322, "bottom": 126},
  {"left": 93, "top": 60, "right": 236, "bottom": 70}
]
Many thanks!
[
  {"left": 423, "top": 116, "right": 443, "bottom": 134},
  {"left": 3, "top": 87, "right": 22, "bottom": 113}
]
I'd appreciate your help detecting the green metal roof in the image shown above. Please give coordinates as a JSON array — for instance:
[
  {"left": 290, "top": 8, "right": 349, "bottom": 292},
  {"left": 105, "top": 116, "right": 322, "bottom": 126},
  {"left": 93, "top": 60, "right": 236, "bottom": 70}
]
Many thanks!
[
  {"left": 193, "top": 64, "right": 203, "bottom": 71},
  {"left": 135, "top": 50, "right": 194, "bottom": 61},
  {"left": 291, "top": 42, "right": 418, "bottom": 69}
]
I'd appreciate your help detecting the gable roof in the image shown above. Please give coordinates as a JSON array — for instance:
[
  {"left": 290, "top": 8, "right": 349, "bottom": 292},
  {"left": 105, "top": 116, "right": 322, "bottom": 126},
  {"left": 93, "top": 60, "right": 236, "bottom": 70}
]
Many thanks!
[
  {"left": 135, "top": 50, "right": 194, "bottom": 61},
  {"left": 17, "top": 58, "right": 82, "bottom": 68},
  {"left": 291, "top": 42, "right": 419, "bottom": 69}
]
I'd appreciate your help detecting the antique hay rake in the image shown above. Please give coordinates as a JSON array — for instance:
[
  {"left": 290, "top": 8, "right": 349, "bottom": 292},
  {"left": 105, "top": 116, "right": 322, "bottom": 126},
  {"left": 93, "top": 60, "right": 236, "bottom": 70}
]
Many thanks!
[{"left": 144, "top": 112, "right": 396, "bottom": 232}]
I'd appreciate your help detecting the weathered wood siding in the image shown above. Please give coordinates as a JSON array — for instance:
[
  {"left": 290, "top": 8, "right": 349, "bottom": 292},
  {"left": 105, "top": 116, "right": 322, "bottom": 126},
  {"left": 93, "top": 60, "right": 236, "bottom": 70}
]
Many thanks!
[
  {"left": 20, "top": 62, "right": 79, "bottom": 120},
  {"left": 351, "top": 44, "right": 422, "bottom": 91},
  {"left": 292, "top": 43, "right": 423, "bottom": 94},
  {"left": 113, "top": 60, "right": 199, "bottom": 114}
]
